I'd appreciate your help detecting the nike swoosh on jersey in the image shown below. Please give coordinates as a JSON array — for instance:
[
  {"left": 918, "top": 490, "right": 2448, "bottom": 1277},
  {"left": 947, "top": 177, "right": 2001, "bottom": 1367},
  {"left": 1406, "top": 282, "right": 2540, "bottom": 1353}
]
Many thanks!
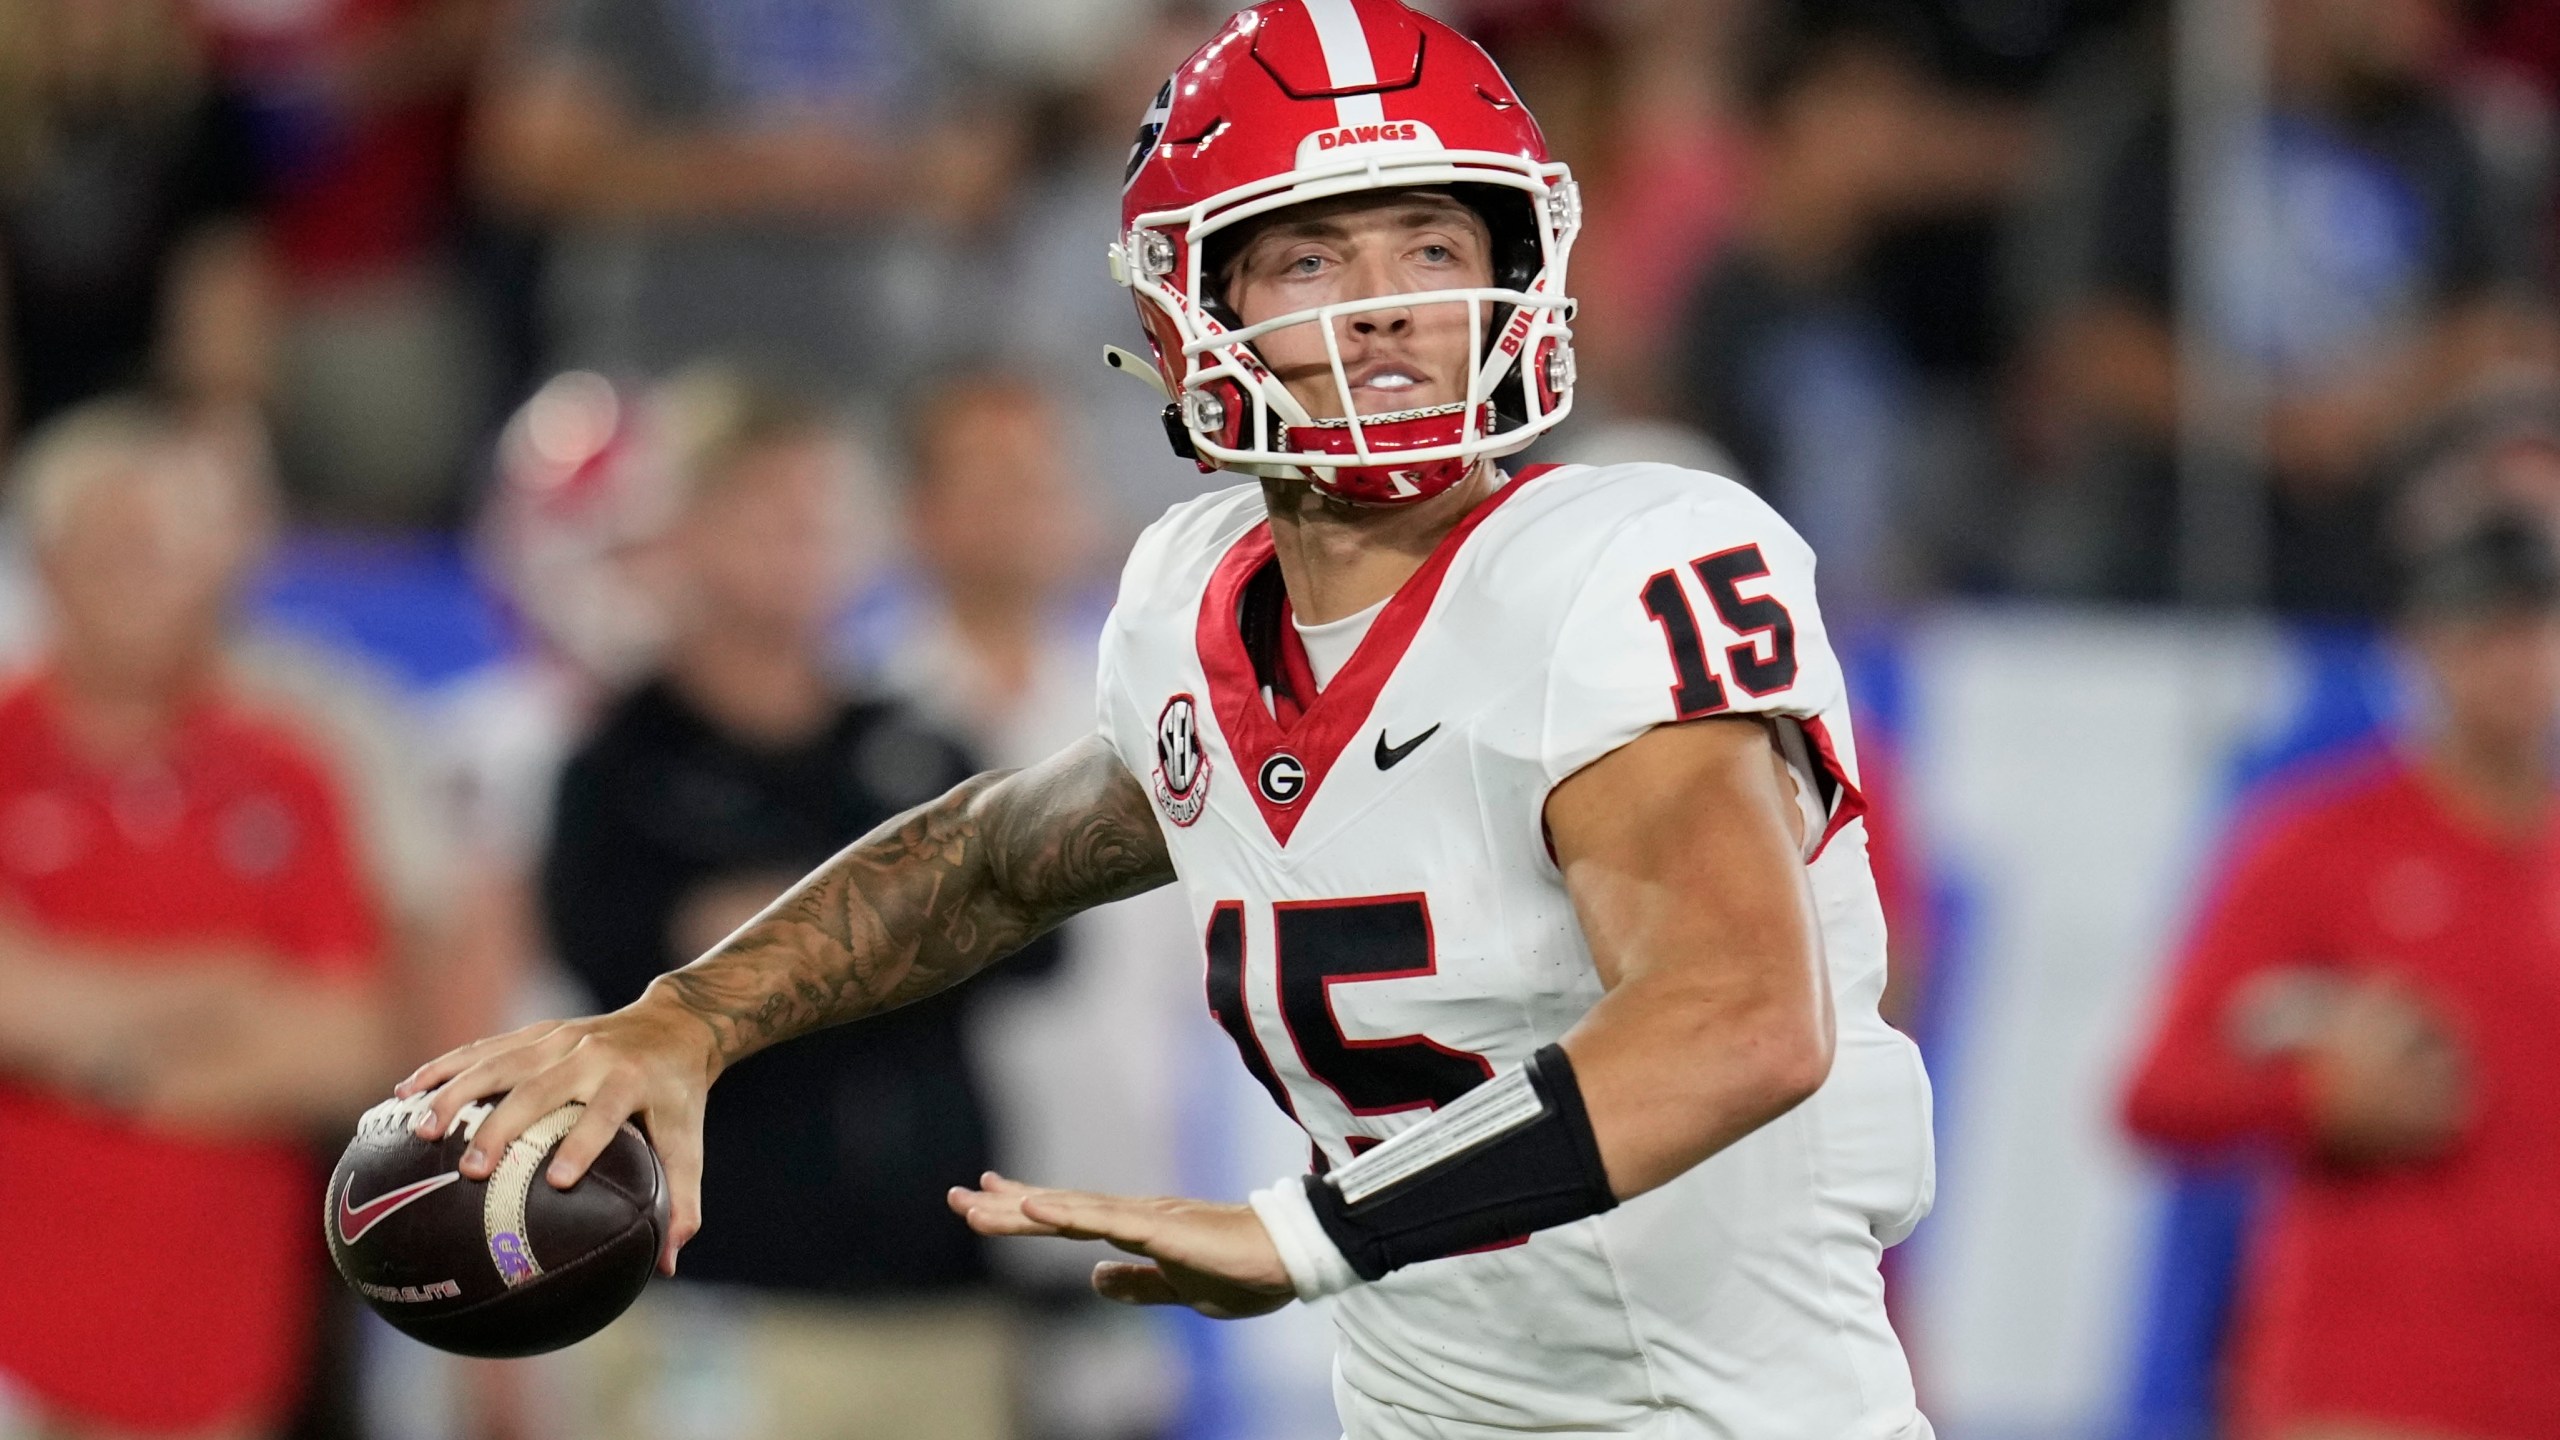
[
  {"left": 1374, "top": 724, "right": 1441, "bottom": 770},
  {"left": 337, "top": 1170, "right": 463, "bottom": 1247}
]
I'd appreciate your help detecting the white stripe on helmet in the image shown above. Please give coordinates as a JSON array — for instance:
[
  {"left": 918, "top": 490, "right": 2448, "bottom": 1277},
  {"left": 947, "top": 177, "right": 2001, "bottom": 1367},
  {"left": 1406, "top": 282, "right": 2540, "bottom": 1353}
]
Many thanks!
[{"left": 1301, "top": 0, "right": 1386, "bottom": 127}]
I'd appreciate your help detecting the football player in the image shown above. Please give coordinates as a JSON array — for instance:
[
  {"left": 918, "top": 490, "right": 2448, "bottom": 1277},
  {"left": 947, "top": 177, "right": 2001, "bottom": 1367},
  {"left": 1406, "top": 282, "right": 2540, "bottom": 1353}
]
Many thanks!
[{"left": 401, "top": 2, "right": 1936, "bottom": 1434}]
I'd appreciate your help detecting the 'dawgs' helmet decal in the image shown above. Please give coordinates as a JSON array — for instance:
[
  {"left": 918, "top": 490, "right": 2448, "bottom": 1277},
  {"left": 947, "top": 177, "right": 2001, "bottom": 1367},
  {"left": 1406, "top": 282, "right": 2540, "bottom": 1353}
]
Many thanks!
[{"left": 1154, "top": 694, "right": 1212, "bottom": 826}]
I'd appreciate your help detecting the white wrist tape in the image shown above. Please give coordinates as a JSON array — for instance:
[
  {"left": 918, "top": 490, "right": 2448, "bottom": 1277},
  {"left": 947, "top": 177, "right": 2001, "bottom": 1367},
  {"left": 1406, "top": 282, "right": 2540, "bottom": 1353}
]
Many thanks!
[{"left": 1248, "top": 1175, "right": 1362, "bottom": 1302}]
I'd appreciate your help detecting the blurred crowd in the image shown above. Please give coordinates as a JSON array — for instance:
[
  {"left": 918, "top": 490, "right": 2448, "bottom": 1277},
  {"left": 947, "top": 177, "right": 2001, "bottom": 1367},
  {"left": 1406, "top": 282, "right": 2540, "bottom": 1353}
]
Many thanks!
[
  {"left": 1, "top": 0, "right": 2555, "bottom": 603},
  {"left": 7, "top": 0, "right": 2560, "bottom": 1436}
]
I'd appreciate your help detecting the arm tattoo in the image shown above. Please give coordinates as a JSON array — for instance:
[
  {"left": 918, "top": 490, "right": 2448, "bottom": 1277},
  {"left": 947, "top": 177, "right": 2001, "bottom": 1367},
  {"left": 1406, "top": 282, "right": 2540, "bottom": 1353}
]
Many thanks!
[{"left": 654, "top": 735, "right": 1175, "bottom": 1065}]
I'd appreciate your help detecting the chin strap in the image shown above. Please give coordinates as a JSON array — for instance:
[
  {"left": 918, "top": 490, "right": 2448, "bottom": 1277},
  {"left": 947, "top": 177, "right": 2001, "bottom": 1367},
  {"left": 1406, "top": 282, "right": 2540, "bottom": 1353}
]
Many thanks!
[{"left": 1106, "top": 341, "right": 1488, "bottom": 504}]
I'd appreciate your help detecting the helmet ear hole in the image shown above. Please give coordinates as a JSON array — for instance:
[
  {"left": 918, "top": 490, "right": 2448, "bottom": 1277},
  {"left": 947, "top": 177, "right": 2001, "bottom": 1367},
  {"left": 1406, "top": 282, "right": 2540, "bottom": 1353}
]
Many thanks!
[
  {"left": 1447, "top": 183, "right": 1542, "bottom": 291},
  {"left": 1200, "top": 229, "right": 1248, "bottom": 328}
]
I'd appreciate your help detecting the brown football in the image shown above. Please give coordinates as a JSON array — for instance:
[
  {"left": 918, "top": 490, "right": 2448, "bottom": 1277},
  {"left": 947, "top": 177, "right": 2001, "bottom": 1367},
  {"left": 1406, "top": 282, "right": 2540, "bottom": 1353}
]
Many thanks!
[{"left": 324, "top": 1093, "right": 665, "bottom": 1357}]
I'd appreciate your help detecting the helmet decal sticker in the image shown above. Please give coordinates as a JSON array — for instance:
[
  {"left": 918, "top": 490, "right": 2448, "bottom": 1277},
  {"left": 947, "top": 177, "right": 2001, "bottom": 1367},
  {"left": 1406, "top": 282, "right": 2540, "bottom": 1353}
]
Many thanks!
[{"left": 1124, "top": 78, "right": 1174, "bottom": 189}]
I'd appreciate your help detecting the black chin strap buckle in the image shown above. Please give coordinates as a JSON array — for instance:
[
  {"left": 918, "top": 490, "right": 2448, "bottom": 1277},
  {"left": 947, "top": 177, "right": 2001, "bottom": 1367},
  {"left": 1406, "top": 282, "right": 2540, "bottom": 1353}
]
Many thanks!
[{"left": 1160, "top": 402, "right": 1199, "bottom": 461}]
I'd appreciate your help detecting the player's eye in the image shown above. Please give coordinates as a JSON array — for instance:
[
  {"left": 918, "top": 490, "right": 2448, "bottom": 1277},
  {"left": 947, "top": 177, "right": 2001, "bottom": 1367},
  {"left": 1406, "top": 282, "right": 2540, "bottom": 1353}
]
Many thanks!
[
  {"left": 1287, "top": 253, "right": 1328, "bottom": 276},
  {"left": 1417, "top": 243, "right": 1454, "bottom": 264}
]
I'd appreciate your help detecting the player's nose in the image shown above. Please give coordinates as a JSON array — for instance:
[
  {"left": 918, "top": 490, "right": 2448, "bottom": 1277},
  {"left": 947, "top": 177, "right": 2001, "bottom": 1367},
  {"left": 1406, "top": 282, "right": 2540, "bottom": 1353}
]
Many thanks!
[
  {"left": 1339, "top": 250, "right": 1415, "bottom": 335},
  {"left": 1347, "top": 306, "right": 1413, "bottom": 336}
]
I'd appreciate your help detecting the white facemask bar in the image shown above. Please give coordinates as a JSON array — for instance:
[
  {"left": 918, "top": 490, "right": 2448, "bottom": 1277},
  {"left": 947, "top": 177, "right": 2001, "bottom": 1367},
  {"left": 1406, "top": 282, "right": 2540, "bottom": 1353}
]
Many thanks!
[
  {"left": 1315, "top": 288, "right": 1481, "bottom": 467},
  {"left": 1117, "top": 149, "right": 1580, "bottom": 480},
  {"left": 1182, "top": 287, "right": 1518, "bottom": 467},
  {"left": 1179, "top": 286, "right": 1568, "bottom": 474}
]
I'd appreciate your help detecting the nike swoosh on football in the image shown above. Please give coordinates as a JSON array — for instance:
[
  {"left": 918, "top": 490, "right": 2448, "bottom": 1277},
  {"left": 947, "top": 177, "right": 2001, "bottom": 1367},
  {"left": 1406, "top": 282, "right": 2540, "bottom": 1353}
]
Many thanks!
[
  {"left": 337, "top": 1171, "right": 463, "bottom": 1247},
  {"left": 1374, "top": 724, "right": 1441, "bottom": 770}
]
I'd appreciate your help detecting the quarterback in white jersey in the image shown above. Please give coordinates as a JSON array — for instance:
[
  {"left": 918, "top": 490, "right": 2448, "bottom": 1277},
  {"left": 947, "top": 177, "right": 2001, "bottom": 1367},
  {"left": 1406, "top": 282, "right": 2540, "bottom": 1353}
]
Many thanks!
[
  {"left": 403, "top": 2, "right": 1932, "bottom": 1436},
  {"left": 1096, "top": 464, "right": 1933, "bottom": 1434}
]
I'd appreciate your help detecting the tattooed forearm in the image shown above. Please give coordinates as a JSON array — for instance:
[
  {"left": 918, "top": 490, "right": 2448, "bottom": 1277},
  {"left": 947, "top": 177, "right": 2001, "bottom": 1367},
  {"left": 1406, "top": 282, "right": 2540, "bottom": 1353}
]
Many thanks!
[{"left": 650, "top": 735, "right": 1175, "bottom": 1065}]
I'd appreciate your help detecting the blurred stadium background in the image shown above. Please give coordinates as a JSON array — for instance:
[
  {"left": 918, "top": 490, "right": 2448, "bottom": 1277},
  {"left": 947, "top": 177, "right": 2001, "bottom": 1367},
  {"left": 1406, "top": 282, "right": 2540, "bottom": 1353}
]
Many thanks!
[{"left": 1, "top": 0, "right": 2555, "bottom": 1436}]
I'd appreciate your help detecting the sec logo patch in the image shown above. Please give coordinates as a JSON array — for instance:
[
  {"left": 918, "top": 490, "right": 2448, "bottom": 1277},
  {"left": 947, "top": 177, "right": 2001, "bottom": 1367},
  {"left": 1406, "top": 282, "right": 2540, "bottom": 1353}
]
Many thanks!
[{"left": 1153, "top": 694, "right": 1211, "bottom": 826}]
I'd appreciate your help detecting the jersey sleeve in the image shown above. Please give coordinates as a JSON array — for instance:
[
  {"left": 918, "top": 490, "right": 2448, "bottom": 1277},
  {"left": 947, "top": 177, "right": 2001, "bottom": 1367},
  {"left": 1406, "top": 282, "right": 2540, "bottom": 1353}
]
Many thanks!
[
  {"left": 1094, "top": 613, "right": 1138, "bottom": 766},
  {"left": 1090, "top": 491, "right": 1211, "bottom": 774},
  {"left": 1092, "top": 513, "right": 1169, "bottom": 772},
  {"left": 1540, "top": 487, "right": 1848, "bottom": 789}
]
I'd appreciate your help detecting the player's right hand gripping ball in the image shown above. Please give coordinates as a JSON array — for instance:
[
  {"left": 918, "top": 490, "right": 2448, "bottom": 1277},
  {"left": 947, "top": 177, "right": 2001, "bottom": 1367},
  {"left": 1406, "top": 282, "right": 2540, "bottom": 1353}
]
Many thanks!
[{"left": 324, "top": 1092, "right": 667, "bottom": 1357}]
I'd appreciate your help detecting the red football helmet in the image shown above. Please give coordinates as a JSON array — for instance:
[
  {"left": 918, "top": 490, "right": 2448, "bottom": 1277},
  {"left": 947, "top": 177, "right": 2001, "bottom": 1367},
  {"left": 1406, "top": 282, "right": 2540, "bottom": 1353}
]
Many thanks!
[{"left": 1113, "top": 0, "right": 1579, "bottom": 505}]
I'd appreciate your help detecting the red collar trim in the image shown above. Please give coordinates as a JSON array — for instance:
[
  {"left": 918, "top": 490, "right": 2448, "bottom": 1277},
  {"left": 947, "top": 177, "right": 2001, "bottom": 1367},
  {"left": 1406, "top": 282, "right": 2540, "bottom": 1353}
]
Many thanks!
[{"left": 1196, "top": 466, "right": 1558, "bottom": 845}]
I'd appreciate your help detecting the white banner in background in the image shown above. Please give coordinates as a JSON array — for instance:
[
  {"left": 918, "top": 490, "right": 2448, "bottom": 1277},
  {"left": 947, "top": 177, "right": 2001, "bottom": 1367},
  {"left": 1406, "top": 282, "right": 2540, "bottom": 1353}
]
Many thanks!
[{"left": 1896, "top": 611, "right": 2317, "bottom": 1439}]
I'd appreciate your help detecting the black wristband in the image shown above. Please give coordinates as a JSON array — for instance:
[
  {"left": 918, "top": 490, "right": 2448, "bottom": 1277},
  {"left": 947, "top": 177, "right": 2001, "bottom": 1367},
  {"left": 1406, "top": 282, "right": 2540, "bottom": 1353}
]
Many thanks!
[{"left": 1304, "top": 1044, "right": 1617, "bottom": 1282}]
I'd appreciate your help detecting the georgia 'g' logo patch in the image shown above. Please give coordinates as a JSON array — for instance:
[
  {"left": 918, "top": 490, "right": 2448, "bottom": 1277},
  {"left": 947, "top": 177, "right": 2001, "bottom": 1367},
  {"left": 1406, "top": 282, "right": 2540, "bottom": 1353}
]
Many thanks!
[
  {"left": 1153, "top": 694, "right": 1211, "bottom": 826},
  {"left": 1256, "top": 753, "right": 1306, "bottom": 805}
]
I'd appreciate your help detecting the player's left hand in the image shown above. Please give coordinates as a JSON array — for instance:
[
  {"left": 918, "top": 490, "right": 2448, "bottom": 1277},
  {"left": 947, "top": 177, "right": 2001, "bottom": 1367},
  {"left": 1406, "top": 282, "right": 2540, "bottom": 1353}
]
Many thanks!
[{"left": 948, "top": 1172, "right": 1295, "bottom": 1320}]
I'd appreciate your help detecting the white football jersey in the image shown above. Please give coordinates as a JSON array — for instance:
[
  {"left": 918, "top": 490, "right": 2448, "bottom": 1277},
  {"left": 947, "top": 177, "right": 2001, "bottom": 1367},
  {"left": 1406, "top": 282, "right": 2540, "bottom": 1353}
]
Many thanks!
[{"left": 1095, "top": 462, "right": 1935, "bottom": 1440}]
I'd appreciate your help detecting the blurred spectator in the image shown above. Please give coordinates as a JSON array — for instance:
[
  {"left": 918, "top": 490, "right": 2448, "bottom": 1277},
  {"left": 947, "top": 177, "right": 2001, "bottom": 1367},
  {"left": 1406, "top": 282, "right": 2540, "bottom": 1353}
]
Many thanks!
[
  {"left": 1668, "top": 12, "right": 2033, "bottom": 613},
  {"left": 2464, "top": 0, "right": 2560, "bottom": 170},
  {"left": 1465, "top": 0, "right": 1753, "bottom": 420},
  {"left": 2031, "top": 0, "right": 2546, "bottom": 610},
  {"left": 934, "top": 0, "right": 1168, "bottom": 91},
  {"left": 2123, "top": 515, "right": 2560, "bottom": 1439},
  {"left": 993, "top": 0, "right": 1213, "bottom": 535},
  {"left": 0, "top": 398, "right": 392, "bottom": 1438},
  {"left": 2389, "top": 383, "right": 2560, "bottom": 558},
  {"left": 540, "top": 371, "right": 1028, "bottom": 1440},
  {"left": 225, "top": 631, "right": 462, "bottom": 1440},
  {"left": 432, "top": 370, "right": 687, "bottom": 1060},
  {"left": 473, "top": 0, "right": 1020, "bottom": 412},
  {"left": 1539, "top": 414, "right": 1736, "bottom": 476},
  {"left": 2447, "top": 3, "right": 2557, "bottom": 290},
  {"left": 0, "top": 0, "right": 276, "bottom": 447},
  {"left": 874, "top": 371, "right": 1186, "bottom": 1440},
  {"left": 187, "top": 0, "right": 503, "bottom": 526},
  {"left": 407, "top": 371, "right": 703, "bottom": 1440},
  {"left": 880, "top": 372, "right": 1103, "bottom": 762},
  {"left": 0, "top": 410, "right": 466, "bottom": 1056}
]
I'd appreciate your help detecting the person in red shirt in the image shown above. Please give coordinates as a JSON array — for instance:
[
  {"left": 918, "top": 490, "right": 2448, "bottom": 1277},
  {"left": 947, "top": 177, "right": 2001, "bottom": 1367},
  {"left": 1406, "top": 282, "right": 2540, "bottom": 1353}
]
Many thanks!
[
  {"left": 2124, "top": 513, "right": 2560, "bottom": 1440},
  {"left": 0, "top": 400, "right": 393, "bottom": 1438}
]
